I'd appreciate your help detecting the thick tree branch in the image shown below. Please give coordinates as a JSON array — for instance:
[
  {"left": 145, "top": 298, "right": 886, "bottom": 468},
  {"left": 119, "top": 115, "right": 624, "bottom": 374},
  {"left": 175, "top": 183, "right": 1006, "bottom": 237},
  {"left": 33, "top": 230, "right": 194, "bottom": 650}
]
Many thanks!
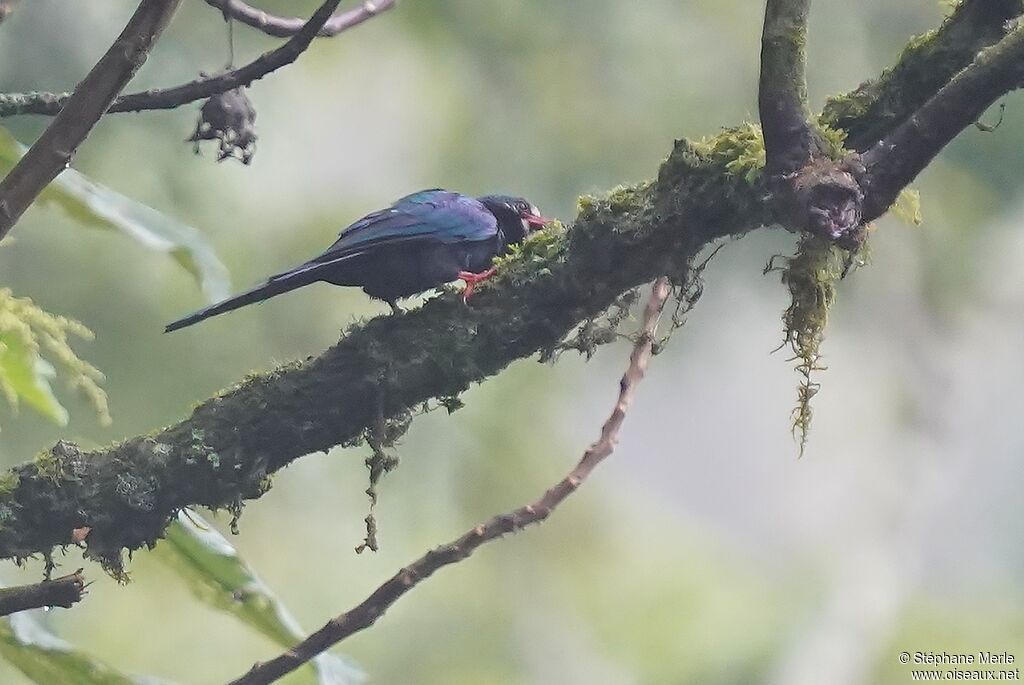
[
  {"left": 0, "top": 135, "right": 769, "bottom": 574},
  {"left": 860, "top": 21, "right": 1024, "bottom": 221},
  {"left": 761, "top": 0, "right": 1024, "bottom": 249},
  {"left": 0, "top": 570, "right": 86, "bottom": 617},
  {"left": 203, "top": 0, "right": 395, "bottom": 39},
  {"left": 227, "top": 278, "right": 672, "bottom": 685},
  {"left": 758, "top": 0, "right": 865, "bottom": 247},
  {"left": 759, "top": 0, "right": 817, "bottom": 176},
  {"left": 0, "top": 0, "right": 381, "bottom": 118},
  {"left": 0, "top": 0, "right": 182, "bottom": 240},
  {"left": 821, "top": 0, "right": 1024, "bottom": 151},
  {"left": 0, "top": 7, "right": 1016, "bottom": 572}
]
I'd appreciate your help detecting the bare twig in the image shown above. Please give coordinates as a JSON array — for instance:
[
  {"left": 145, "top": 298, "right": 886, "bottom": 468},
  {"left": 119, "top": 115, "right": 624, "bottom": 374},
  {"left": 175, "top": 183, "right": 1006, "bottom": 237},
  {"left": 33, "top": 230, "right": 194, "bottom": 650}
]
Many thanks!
[
  {"left": 225, "top": 278, "right": 672, "bottom": 685},
  {"left": 0, "top": 0, "right": 182, "bottom": 241},
  {"left": 203, "top": 0, "right": 395, "bottom": 38},
  {"left": 759, "top": 0, "right": 817, "bottom": 175},
  {"left": 0, "top": 0, "right": 390, "bottom": 118},
  {"left": 109, "top": 0, "right": 354, "bottom": 114},
  {"left": 861, "top": 21, "right": 1024, "bottom": 221},
  {"left": 0, "top": 570, "right": 86, "bottom": 617}
]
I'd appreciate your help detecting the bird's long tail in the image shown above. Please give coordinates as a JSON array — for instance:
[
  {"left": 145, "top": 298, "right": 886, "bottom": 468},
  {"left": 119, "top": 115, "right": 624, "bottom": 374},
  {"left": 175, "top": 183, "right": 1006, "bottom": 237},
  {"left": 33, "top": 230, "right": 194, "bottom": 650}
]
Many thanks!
[{"left": 165, "top": 268, "right": 319, "bottom": 333}]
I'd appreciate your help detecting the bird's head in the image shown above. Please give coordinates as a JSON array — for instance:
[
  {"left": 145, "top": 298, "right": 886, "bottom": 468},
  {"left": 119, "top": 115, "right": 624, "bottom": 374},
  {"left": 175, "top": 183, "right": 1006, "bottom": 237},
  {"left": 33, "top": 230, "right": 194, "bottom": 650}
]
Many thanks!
[{"left": 478, "top": 195, "right": 550, "bottom": 245}]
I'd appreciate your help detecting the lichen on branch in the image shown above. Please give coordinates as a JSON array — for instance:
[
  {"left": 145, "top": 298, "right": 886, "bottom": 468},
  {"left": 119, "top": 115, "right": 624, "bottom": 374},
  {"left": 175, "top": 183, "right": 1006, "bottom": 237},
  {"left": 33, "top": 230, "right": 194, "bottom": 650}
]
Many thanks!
[
  {"left": 820, "top": 0, "right": 1024, "bottom": 151},
  {"left": 768, "top": 235, "right": 866, "bottom": 456},
  {"left": 0, "top": 0, "right": 1015, "bottom": 570},
  {"left": 0, "top": 127, "right": 772, "bottom": 574}
]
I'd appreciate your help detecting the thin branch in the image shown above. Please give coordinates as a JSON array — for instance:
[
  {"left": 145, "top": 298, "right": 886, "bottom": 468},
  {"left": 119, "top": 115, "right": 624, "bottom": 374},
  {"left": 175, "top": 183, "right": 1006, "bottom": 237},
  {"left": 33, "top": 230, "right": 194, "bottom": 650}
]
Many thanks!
[
  {"left": 0, "top": 0, "right": 388, "bottom": 118},
  {"left": 111, "top": 0, "right": 341, "bottom": 113},
  {"left": 860, "top": 20, "right": 1024, "bottom": 221},
  {"left": 0, "top": 570, "right": 86, "bottom": 617},
  {"left": 0, "top": 0, "right": 183, "bottom": 241},
  {"left": 202, "top": 0, "right": 395, "bottom": 39},
  {"left": 758, "top": 0, "right": 817, "bottom": 175},
  {"left": 226, "top": 277, "right": 672, "bottom": 685}
]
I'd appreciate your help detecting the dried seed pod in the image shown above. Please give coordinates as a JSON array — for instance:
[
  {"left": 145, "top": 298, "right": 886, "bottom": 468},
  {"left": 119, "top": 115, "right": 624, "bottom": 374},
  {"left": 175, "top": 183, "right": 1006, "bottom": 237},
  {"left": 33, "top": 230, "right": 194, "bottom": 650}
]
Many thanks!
[{"left": 187, "top": 87, "right": 257, "bottom": 164}]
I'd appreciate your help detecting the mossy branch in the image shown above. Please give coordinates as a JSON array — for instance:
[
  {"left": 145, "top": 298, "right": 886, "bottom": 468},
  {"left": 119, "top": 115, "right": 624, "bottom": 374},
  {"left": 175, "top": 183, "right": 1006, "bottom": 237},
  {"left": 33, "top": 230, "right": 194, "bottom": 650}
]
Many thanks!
[
  {"left": 861, "top": 18, "right": 1024, "bottom": 221},
  {"left": 759, "top": 0, "right": 817, "bottom": 175},
  {"left": 0, "top": 132, "right": 771, "bottom": 575},
  {"left": 758, "top": 0, "right": 865, "bottom": 249},
  {"left": 821, "top": 0, "right": 1024, "bottom": 151},
  {"left": 228, "top": 278, "right": 675, "bottom": 685},
  {"left": 760, "top": 0, "right": 1024, "bottom": 245},
  {"left": 0, "top": 6, "right": 1018, "bottom": 574}
]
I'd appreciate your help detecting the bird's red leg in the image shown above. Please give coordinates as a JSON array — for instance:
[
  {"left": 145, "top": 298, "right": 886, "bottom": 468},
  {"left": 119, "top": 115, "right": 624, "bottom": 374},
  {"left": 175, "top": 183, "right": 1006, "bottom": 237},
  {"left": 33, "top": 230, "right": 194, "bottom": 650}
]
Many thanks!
[{"left": 458, "top": 267, "right": 497, "bottom": 302}]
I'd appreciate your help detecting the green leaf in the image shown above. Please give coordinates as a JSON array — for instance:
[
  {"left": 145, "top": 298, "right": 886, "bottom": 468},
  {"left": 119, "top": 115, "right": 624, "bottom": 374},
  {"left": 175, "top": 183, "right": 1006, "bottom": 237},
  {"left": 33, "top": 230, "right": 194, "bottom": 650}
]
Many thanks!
[
  {"left": 156, "top": 512, "right": 364, "bottom": 685},
  {"left": 0, "top": 333, "right": 67, "bottom": 426},
  {"left": 892, "top": 188, "right": 924, "bottom": 227},
  {"left": 0, "top": 609, "right": 171, "bottom": 685},
  {"left": 0, "top": 128, "right": 230, "bottom": 302},
  {"left": 0, "top": 289, "right": 108, "bottom": 429}
]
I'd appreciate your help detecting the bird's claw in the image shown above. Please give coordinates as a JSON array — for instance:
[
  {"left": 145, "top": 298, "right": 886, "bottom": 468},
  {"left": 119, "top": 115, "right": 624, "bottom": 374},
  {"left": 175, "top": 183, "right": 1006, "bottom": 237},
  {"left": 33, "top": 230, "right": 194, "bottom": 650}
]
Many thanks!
[{"left": 458, "top": 268, "right": 497, "bottom": 303}]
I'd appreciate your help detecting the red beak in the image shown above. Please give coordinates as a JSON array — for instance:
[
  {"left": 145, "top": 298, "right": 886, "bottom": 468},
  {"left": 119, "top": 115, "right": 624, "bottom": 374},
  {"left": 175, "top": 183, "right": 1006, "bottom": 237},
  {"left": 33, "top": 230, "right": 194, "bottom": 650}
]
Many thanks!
[{"left": 523, "top": 213, "right": 551, "bottom": 228}]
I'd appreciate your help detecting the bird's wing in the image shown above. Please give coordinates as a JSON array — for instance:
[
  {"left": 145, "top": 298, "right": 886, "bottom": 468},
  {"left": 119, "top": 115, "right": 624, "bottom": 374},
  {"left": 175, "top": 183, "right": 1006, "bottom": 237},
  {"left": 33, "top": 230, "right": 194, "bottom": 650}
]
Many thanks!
[{"left": 311, "top": 190, "right": 498, "bottom": 264}]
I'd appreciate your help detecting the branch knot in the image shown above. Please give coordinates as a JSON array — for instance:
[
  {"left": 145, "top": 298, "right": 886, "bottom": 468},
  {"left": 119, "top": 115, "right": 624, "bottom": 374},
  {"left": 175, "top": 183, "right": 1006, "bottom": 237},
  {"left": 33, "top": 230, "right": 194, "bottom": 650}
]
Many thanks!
[{"left": 773, "top": 155, "right": 867, "bottom": 251}]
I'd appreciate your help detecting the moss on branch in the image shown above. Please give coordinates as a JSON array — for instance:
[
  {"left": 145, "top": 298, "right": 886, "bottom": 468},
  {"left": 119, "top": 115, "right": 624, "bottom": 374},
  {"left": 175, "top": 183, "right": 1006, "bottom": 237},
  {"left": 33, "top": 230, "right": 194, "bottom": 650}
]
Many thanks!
[
  {"left": 758, "top": 0, "right": 816, "bottom": 175},
  {"left": 1, "top": 1, "right": 1016, "bottom": 571},
  {"left": 821, "top": 0, "right": 1024, "bottom": 150},
  {"left": 0, "top": 129, "right": 772, "bottom": 573}
]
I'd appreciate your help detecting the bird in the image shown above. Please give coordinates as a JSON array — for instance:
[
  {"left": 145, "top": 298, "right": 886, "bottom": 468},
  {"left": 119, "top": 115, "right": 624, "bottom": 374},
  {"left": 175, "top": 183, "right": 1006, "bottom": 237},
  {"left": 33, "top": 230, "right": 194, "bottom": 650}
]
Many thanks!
[{"left": 165, "top": 189, "right": 550, "bottom": 332}]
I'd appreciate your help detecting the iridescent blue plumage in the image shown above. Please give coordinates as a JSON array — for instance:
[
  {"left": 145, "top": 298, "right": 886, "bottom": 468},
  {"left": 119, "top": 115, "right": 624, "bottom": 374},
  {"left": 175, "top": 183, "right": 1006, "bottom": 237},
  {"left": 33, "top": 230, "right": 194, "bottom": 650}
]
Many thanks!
[
  {"left": 329, "top": 190, "right": 499, "bottom": 250},
  {"left": 165, "top": 189, "right": 547, "bottom": 332}
]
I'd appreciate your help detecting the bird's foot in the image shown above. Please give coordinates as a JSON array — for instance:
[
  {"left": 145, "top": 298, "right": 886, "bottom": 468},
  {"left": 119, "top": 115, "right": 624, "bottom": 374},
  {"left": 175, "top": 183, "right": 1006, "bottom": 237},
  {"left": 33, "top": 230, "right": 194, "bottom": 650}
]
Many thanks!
[
  {"left": 387, "top": 300, "right": 403, "bottom": 315},
  {"left": 458, "top": 268, "right": 497, "bottom": 303}
]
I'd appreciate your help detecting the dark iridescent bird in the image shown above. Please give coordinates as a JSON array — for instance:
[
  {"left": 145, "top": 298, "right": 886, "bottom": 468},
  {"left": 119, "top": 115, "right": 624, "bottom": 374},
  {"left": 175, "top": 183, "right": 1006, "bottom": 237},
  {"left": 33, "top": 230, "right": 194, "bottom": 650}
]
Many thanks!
[{"left": 165, "top": 189, "right": 549, "bottom": 332}]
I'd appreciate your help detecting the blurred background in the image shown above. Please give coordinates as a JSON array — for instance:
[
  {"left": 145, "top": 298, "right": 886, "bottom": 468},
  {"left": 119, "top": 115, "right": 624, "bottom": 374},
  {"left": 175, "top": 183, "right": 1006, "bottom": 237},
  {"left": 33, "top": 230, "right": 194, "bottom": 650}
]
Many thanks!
[{"left": 1, "top": 1, "right": 1022, "bottom": 683}]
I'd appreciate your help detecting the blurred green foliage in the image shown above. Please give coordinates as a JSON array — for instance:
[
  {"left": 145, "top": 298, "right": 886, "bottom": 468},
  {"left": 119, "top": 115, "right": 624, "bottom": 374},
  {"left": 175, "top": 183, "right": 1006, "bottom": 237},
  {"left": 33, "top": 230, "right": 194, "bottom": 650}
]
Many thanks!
[
  {"left": 157, "top": 512, "right": 362, "bottom": 685},
  {"left": 0, "top": 610, "right": 140, "bottom": 685},
  {"left": 0, "top": 289, "right": 106, "bottom": 429},
  {"left": 0, "top": 128, "right": 230, "bottom": 303},
  {"left": 0, "top": 1, "right": 1020, "bottom": 684}
]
